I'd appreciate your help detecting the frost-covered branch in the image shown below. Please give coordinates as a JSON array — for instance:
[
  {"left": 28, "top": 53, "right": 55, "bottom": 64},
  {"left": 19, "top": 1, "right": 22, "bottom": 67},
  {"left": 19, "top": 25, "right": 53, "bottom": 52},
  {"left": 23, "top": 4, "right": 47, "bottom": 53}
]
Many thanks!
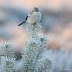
[
  {"left": 0, "top": 41, "right": 16, "bottom": 72},
  {"left": 21, "top": 23, "right": 52, "bottom": 72}
]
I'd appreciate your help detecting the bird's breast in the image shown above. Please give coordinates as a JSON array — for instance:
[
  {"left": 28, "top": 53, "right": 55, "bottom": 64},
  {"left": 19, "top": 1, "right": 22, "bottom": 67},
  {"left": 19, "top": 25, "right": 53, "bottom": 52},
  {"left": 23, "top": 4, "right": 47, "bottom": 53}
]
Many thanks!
[{"left": 27, "top": 12, "right": 41, "bottom": 24}]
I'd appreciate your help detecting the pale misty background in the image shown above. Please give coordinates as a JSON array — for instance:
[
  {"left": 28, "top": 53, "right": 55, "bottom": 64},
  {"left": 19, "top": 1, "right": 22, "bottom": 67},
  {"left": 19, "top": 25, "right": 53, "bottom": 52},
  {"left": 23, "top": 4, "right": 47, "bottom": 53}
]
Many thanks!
[{"left": 0, "top": 0, "right": 72, "bottom": 72}]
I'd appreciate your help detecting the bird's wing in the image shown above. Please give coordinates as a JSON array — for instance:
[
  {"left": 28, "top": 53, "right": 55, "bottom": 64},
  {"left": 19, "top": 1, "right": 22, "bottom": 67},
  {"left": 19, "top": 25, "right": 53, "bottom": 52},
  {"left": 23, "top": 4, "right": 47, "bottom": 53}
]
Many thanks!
[
  {"left": 18, "top": 12, "right": 33, "bottom": 26},
  {"left": 25, "top": 12, "right": 33, "bottom": 22},
  {"left": 25, "top": 12, "right": 33, "bottom": 21},
  {"left": 25, "top": 16, "right": 28, "bottom": 22}
]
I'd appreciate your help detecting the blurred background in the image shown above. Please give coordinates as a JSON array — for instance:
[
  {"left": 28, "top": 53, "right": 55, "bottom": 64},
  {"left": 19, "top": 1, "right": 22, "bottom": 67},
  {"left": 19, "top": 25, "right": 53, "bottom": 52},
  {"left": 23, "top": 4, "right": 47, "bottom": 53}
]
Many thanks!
[{"left": 0, "top": 0, "right": 72, "bottom": 72}]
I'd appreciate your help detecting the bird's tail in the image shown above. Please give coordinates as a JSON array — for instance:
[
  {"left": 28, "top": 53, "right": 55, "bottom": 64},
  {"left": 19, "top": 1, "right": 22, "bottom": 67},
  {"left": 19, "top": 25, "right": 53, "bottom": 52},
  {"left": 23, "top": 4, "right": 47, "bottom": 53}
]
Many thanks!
[{"left": 18, "top": 21, "right": 25, "bottom": 26}]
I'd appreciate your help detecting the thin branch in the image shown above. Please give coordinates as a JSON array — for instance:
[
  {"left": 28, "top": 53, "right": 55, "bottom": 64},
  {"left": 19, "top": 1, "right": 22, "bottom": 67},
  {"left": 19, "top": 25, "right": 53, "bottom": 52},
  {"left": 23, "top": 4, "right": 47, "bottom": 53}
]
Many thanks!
[{"left": 41, "top": 63, "right": 49, "bottom": 72}]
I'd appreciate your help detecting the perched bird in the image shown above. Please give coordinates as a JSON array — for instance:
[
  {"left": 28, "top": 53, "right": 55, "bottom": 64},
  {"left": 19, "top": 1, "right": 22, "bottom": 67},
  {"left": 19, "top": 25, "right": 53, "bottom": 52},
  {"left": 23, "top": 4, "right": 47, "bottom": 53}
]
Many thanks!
[{"left": 18, "top": 7, "right": 41, "bottom": 26}]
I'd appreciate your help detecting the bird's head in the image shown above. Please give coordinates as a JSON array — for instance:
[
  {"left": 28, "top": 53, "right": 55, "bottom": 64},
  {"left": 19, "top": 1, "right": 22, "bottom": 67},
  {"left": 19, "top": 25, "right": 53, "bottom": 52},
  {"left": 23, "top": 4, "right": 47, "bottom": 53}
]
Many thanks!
[{"left": 32, "top": 7, "right": 39, "bottom": 12}]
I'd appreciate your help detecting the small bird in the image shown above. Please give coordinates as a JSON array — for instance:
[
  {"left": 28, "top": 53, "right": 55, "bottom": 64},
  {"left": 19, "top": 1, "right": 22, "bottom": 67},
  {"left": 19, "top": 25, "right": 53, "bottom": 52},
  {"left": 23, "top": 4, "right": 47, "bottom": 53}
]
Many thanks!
[{"left": 18, "top": 7, "right": 41, "bottom": 26}]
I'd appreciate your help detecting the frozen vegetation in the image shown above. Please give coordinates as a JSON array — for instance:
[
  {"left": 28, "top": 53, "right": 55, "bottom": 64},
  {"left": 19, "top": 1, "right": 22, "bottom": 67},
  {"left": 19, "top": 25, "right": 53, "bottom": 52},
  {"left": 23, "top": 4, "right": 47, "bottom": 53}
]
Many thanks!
[
  {"left": 0, "top": 23, "right": 52, "bottom": 72},
  {"left": 0, "top": 41, "right": 15, "bottom": 72},
  {"left": 46, "top": 48, "right": 72, "bottom": 72}
]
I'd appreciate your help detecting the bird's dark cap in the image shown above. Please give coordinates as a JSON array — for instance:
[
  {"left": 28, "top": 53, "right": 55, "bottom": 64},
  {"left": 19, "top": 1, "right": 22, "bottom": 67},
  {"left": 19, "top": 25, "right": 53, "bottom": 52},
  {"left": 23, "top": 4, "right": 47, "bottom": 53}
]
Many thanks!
[{"left": 32, "top": 7, "right": 39, "bottom": 12}]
